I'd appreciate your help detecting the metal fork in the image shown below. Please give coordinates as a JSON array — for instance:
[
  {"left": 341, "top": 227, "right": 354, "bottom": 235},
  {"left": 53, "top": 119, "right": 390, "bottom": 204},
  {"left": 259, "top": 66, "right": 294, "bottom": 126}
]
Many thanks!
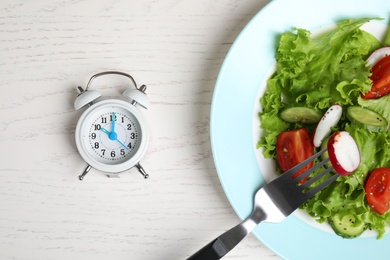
[{"left": 187, "top": 148, "right": 337, "bottom": 260}]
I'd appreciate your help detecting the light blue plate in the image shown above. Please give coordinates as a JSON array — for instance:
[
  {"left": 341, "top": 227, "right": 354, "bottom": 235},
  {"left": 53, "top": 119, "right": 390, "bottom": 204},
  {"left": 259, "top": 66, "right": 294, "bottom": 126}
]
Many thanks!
[{"left": 210, "top": 0, "right": 390, "bottom": 259}]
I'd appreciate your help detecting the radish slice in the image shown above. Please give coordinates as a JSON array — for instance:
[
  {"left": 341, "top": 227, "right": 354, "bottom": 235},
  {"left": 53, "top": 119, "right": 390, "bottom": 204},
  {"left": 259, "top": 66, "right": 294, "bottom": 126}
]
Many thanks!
[
  {"left": 327, "top": 131, "right": 360, "bottom": 176},
  {"left": 366, "top": 47, "right": 390, "bottom": 67},
  {"left": 313, "top": 105, "right": 343, "bottom": 147}
]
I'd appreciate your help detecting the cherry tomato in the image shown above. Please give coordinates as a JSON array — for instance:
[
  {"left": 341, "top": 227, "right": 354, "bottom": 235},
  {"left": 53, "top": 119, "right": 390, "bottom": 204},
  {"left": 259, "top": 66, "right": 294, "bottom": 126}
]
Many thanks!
[
  {"left": 276, "top": 128, "right": 314, "bottom": 179},
  {"left": 362, "top": 55, "right": 390, "bottom": 99},
  {"left": 365, "top": 168, "right": 390, "bottom": 215}
]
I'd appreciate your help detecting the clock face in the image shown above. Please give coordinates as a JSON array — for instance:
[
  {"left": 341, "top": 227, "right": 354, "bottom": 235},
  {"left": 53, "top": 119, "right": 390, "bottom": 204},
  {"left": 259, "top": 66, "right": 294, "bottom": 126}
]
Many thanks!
[
  {"left": 87, "top": 109, "right": 139, "bottom": 164},
  {"left": 75, "top": 99, "right": 149, "bottom": 173}
]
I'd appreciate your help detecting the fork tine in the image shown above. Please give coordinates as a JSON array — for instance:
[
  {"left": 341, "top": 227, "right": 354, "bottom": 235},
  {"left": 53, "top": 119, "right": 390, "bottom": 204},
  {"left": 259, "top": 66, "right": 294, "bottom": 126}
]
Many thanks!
[
  {"left": 293, "top": 157, "right": 330, "bottom": 184},
  {"left": 304, "top": 173, "right": 338, "bottom": 198},
  {"left": 282, "top": 148, "right": 327, "bottom": 181},
  {"left": 293, "top": 158, "right": 333, "bottom": 189}
]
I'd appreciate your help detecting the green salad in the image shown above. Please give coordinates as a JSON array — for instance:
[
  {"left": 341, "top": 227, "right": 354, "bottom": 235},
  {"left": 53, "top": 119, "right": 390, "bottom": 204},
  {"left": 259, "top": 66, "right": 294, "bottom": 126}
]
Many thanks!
[{"left": 257, "top": 18, "right": 390, "bottom": 239}]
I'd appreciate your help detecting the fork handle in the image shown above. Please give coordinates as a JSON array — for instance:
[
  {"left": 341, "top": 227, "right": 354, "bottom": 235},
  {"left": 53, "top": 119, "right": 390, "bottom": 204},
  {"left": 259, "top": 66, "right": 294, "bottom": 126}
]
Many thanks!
[
  {"left": 186, "top": 237, "right": 228, "bottom": 260},
  {"left": 187, "top": 218, "right": 258, "bottom": 260}
]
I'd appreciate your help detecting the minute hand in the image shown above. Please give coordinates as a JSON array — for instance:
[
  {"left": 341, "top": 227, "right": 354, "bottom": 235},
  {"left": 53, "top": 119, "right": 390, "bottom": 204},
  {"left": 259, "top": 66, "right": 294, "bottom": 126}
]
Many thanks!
[{"left": 111, "top": 113, "right": 116, "bottom": 133}]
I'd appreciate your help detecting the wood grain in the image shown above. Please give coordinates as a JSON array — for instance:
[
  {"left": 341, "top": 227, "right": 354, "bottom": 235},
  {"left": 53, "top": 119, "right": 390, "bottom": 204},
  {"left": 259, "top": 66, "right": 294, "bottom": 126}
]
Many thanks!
[{"left": 0, "top": 0, "right": 278, "bottom": 259}]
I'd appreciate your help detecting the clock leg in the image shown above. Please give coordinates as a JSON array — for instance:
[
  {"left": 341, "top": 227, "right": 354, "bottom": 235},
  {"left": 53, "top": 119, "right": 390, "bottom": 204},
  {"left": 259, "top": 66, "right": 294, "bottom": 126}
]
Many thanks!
[
  {"left": 78, "top": 164, "right": 92, "bottom": 181},
  {"left": 135, "top": 162, "right": 149, "bottom": 179}
]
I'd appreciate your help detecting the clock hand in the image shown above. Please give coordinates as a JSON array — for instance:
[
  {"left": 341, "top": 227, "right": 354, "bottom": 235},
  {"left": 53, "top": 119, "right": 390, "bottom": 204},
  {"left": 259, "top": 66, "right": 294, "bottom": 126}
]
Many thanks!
[
  {"left": 115, "top": 138, "right": 129, "bottom": 150},
  {"left": 111, "top": 112, "right": 116, "bottom": 133},
  {"left": 101, "top": 127, "right": 111, "bottom": 136},
  {"left": 100, "top": 127, "right": 129, "bottom": 150}
]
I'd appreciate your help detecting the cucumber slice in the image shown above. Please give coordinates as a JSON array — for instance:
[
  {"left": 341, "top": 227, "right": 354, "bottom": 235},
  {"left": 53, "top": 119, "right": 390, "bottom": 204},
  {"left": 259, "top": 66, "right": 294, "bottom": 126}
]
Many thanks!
[
  {"left": 280, "top": 107, "right": 321, "bottom": 124},
  {"left": 347, "top": 106, "right": 388, "bottom": 132},
  {"left": 329, "top": 212, "right": 366, "bottom": 238}
]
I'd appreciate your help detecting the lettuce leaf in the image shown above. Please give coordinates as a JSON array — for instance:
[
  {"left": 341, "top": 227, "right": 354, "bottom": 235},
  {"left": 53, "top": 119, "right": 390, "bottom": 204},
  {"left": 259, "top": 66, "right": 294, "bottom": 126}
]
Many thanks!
[
  {"left": 257, "top": 18, "right": 390, "bottom": 239},
  {"left": 258, "top": 18, "right": 381, "bottom": 157},
  {"left": 273, "top": 18, "right": 379, "bottom": 107},
  {"left": 305, "top": 124, "right": 390, "bottom": 239}
]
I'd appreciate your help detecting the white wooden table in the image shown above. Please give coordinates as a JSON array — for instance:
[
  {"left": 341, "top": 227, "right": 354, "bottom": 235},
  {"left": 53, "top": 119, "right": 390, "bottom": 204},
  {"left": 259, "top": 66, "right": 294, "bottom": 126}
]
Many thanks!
[{"left": 0, "top": 1, "right": 279, "bottom": 259}]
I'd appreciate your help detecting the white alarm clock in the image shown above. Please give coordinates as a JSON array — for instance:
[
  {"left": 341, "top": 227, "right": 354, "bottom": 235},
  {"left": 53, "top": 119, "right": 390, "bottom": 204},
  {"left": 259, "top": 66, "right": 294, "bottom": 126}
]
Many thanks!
[{"left": 74, "top": 71, "right": 150, "bottom": 180}]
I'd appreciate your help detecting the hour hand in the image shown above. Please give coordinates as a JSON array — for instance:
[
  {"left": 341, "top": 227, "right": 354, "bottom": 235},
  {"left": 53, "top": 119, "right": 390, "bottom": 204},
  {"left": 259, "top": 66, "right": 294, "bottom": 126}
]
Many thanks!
[
  {"left": 101, "top": 127, "right": 111, "bottom": 136},
  {"left": 102, "top": 127, "right": 117, "bottom": 141}
]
